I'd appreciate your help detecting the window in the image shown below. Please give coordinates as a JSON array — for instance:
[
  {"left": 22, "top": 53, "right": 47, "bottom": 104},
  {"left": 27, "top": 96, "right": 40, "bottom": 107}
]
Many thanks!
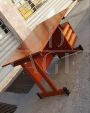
[
  {"left": 12, "top": 0, "right": 47, "bottom": 20},
  {"left": 0, "top": 19, "right": 10, "bottom": 40}
]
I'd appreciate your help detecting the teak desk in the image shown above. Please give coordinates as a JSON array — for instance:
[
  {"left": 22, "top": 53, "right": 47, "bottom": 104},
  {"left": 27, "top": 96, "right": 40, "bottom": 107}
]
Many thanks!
[{"left": 2, "top": 9, "right": 83, "bottom": 98}]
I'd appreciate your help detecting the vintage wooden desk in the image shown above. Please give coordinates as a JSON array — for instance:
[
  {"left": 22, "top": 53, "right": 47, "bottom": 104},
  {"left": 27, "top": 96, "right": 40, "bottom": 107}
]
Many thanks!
[
  {"left": 2, "top": 8, "right": 83, "bottom": 98},
  {"left": 1, "top": 0, "right": 83, "bottom": 98}
]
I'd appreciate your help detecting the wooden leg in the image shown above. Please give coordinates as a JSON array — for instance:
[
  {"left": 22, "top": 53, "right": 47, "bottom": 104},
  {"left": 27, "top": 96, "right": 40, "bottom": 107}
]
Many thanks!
[
  {"left": 21, "top": 59, "right": 70, "bottom": 99},
  {"left": 57, "top": 45, "right": 84, "bottom": 58},
  {"left": 21, "top": 62, "right": 66, "bottom": 99},
  {"left": 34, "top": 59, "right": 70, "bottom": 98},
  {"left": 34, "top": 60, "right": 58, "bottom": 92},
  {"left": 74, "top": 45, "right": 84, "bottom": 51},
  {"left": 64, "top": 45, "right": 84, "bottom": 56},
  {"left": 21, "top": 62, "right": 48, "bottom": 96}
]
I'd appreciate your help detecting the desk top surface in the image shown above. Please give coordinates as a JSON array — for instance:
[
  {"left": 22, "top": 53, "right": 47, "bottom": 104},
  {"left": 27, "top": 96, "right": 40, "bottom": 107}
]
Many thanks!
[
  {"left": 2, "top": 9, "right": 67, "bottom": 67},
  {"left": 0, "top": 0, "right": 73, "bottom": 41}
]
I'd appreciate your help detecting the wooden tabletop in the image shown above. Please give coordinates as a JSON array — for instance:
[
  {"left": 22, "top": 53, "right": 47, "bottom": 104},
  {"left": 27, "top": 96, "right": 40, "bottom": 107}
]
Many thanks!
[
  {"left": 0, "top": 0, "right": 73, "bottom": 40},
  {"left": 2, "top": 9, "right": 67, "bottom": 67}
]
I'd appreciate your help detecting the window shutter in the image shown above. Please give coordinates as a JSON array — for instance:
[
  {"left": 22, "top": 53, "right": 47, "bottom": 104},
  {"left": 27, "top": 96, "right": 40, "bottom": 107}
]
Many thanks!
[{"left": 0, "top": 19, "right": 19, "bottom": 84}]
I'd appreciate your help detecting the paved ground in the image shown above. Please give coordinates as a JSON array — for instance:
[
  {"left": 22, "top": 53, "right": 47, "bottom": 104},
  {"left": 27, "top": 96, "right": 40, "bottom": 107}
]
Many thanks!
[{"left": 0, "top": 0, "right": 90, "bottom": 113}]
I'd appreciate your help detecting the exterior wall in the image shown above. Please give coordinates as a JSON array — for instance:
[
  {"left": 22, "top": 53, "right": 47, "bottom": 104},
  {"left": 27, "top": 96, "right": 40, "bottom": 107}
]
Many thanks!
[{"left": 0, "top": 19, "right": 19, "bottom": 91}]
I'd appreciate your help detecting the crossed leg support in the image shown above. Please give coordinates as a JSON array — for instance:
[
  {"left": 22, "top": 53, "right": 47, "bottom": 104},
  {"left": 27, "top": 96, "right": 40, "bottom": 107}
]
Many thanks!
[
  {"left": 21, "top": 55, "right": 70, "bottom": 99},
  {"left": 34, "top": 60, "right": 70, "bottom": 98}
]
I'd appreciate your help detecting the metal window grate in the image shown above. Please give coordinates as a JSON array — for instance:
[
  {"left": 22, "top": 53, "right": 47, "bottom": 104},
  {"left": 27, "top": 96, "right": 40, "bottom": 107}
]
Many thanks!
[
  {"left": 0, "top": 19, "right": 9, "bottom": 35},
  {"left": 12, "top": 0, "right": 47, "bottom": 20},
  {"left": 0, "top": 102, "right": 17, "bottom": 113}
]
